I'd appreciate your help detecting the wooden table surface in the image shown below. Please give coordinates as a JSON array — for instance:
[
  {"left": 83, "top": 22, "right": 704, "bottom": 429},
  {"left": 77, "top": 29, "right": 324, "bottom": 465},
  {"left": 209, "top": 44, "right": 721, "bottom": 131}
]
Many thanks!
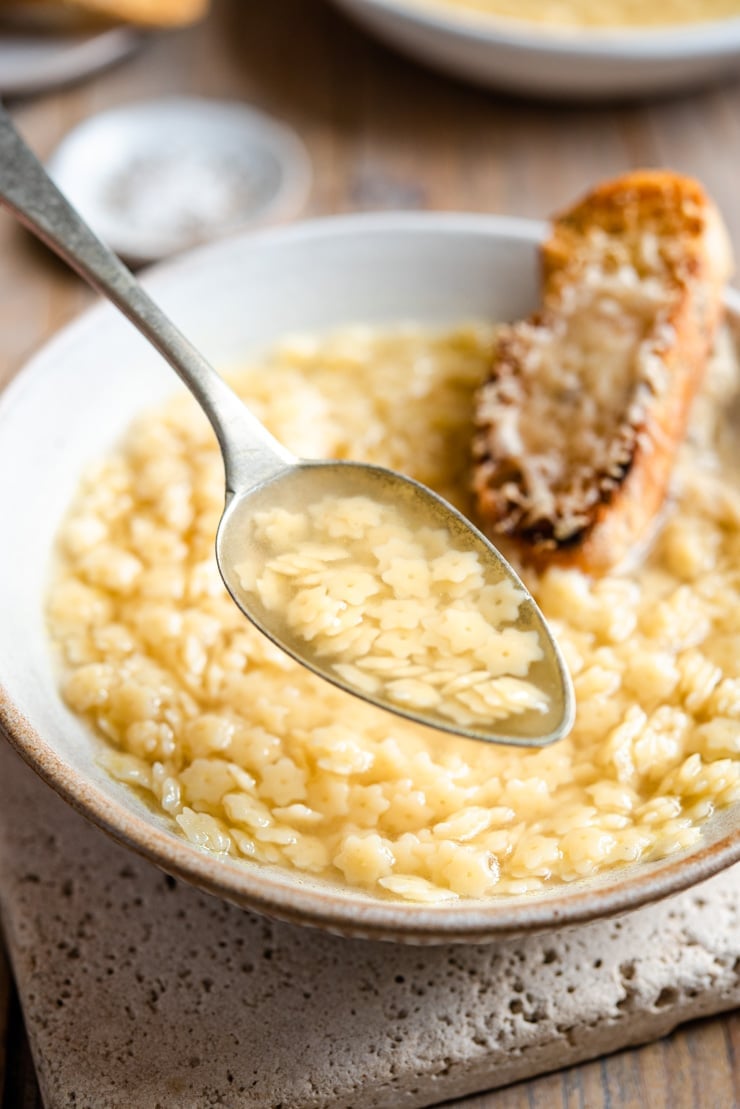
[{"left": 1, "top": 2, "right": 739, "bottom": 1105}]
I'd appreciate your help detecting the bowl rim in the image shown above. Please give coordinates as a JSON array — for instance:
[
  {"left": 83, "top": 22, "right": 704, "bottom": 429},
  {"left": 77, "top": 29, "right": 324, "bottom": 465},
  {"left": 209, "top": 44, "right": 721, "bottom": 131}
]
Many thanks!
[
  {"left": 2, "top": 209, "right": 740, "bottom": 943},
  {"left": 335, "top": 0, "right": 740, "bottom": 57}
]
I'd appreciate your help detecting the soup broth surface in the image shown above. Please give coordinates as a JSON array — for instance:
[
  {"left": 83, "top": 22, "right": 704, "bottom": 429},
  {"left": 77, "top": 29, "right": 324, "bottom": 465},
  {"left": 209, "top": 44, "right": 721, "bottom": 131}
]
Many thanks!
[
  {"left": 414, "top": 0, "right": 740, "bottom": 29},
  {"left": 48, "top": 324, "right": 740, "bottom": 903}
]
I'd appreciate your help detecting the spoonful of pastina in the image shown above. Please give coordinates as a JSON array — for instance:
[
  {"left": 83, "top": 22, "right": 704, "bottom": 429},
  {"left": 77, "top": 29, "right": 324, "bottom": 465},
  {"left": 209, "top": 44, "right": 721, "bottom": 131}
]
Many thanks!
[{"left": 0, "top": 107, "right": 574, "bottom": 748}]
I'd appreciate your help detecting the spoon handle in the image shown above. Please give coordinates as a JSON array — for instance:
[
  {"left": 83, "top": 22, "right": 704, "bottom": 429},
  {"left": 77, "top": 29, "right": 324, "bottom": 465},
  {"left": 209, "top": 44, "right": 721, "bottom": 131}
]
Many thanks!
[{"left": 0, "top": 107, "right": 292, "bottom": 494}]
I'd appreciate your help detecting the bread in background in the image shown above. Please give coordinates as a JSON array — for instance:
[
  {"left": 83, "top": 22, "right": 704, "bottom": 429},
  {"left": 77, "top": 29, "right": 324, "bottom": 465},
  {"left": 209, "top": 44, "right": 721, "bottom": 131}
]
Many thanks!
[{"left": 0, "top": 0, "right": 209, "bottom": 28}]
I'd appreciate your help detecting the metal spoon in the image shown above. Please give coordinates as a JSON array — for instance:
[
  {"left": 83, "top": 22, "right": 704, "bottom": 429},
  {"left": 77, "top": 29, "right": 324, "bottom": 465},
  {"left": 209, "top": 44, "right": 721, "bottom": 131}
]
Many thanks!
[{"left": 0, "top": 107, "right": 574, "bottom": 747}]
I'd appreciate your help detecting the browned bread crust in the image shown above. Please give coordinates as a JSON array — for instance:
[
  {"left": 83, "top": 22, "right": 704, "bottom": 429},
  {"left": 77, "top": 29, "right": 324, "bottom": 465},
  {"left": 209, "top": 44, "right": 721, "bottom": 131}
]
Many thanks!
[{"left": 472, "top": 170, "right": 734, "bottom": 574}]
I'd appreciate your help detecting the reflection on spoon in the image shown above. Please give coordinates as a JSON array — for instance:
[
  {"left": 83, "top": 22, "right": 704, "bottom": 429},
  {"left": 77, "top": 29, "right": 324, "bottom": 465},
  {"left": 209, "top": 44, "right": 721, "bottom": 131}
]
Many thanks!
[{"left": 0, "top": 107, "right": 574, "bottom": 747}]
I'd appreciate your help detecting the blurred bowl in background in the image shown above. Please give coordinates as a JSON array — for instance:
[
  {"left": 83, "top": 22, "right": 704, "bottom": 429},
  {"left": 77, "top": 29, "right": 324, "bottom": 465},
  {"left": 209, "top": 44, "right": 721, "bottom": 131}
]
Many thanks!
[{"left": 329, "top": 0, "right": 740, "bottom": 99}]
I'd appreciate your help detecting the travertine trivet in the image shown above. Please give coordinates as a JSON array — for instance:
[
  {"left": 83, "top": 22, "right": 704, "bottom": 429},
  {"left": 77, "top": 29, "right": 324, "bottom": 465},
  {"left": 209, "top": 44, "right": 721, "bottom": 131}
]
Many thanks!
[{"left": 0, "top": 744, "right": 738, "bottom": 1109}]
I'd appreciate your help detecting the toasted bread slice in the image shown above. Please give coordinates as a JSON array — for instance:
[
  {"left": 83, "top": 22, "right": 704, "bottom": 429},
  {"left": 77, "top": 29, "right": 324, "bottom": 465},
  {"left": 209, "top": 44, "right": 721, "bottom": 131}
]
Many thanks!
[{"left": 472, "top": 170, "right": 733, "bottom": 574}]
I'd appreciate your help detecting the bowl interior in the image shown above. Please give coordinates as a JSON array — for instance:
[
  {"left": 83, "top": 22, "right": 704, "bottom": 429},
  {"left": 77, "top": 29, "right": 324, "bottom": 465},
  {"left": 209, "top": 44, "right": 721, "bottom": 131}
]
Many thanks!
[{"left": 1, "top": 213, "right": 738, "bottom": 942}]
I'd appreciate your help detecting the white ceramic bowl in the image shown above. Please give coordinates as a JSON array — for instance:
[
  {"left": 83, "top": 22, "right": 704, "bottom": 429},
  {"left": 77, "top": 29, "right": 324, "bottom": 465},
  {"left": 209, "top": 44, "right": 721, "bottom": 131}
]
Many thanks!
[
  {"left": 330, "top": 0, "right": 740, "bottom": 99},
  {"left": 1, "top": 213, "right": 739, "bottom": 943}
]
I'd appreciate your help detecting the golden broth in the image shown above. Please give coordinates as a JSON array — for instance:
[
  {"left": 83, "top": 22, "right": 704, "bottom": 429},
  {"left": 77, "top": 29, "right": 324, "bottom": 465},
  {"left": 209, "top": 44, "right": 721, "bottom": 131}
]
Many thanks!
[
  {"left": 48, "top": 325, "right": 740, "bottom": 903},
  {"left": 414, "top": 0, "right": 740, "bottom": 30}
]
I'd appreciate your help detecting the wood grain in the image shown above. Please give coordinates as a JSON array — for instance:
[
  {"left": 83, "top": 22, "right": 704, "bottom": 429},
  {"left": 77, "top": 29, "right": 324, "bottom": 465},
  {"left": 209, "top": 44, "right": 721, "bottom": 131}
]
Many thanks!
[{"left": 1, "top": 0, "right": 739, "bottom": 1105}]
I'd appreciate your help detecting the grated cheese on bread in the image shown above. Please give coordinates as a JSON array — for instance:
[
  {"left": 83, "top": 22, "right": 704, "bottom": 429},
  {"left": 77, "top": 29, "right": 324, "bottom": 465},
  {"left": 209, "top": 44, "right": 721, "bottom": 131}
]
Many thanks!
[{"left": 472, "top": 170, "right": 734, "bottom": 574}]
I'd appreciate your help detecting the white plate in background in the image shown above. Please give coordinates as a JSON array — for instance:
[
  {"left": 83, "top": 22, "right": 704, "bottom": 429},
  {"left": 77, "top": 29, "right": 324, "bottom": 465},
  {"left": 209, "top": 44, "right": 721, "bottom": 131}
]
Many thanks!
[
  {"left": 47, "top": 97, "right": 312, "bottom": 263},
  {"left": 0, "top": 24, "right": 140, "bottom": 96}
]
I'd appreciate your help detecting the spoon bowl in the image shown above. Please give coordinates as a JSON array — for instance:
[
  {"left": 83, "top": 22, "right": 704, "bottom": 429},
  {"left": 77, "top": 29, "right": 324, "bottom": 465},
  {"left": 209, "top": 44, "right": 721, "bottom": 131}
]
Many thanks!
[
  {"left": 218, "top": 459, "right": 573, "bottom": 746},
  {"left": 0, "top": 107, "right": 574, "bottom": 747}
]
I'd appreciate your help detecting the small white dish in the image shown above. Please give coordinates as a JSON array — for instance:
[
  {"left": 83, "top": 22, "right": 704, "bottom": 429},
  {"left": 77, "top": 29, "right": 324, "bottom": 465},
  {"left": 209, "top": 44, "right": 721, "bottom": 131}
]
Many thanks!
[
  {"left": 48, "top": 97, "right": 312, "bottom": 263},
  {"left": 0, "top": 25, "right": 140, "bottom": 96},
  {"left": 330, "top": 0, "right": 740, "bottom": 99},
  {"left": 0, "top": 212, "right": 739, "bottom": 943}
]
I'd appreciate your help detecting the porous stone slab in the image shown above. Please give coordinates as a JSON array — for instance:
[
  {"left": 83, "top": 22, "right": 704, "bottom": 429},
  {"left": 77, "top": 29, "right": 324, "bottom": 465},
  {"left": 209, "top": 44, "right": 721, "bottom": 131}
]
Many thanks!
[{"left": 0, "top": 743, "right": 738, "bottom": 1109}]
